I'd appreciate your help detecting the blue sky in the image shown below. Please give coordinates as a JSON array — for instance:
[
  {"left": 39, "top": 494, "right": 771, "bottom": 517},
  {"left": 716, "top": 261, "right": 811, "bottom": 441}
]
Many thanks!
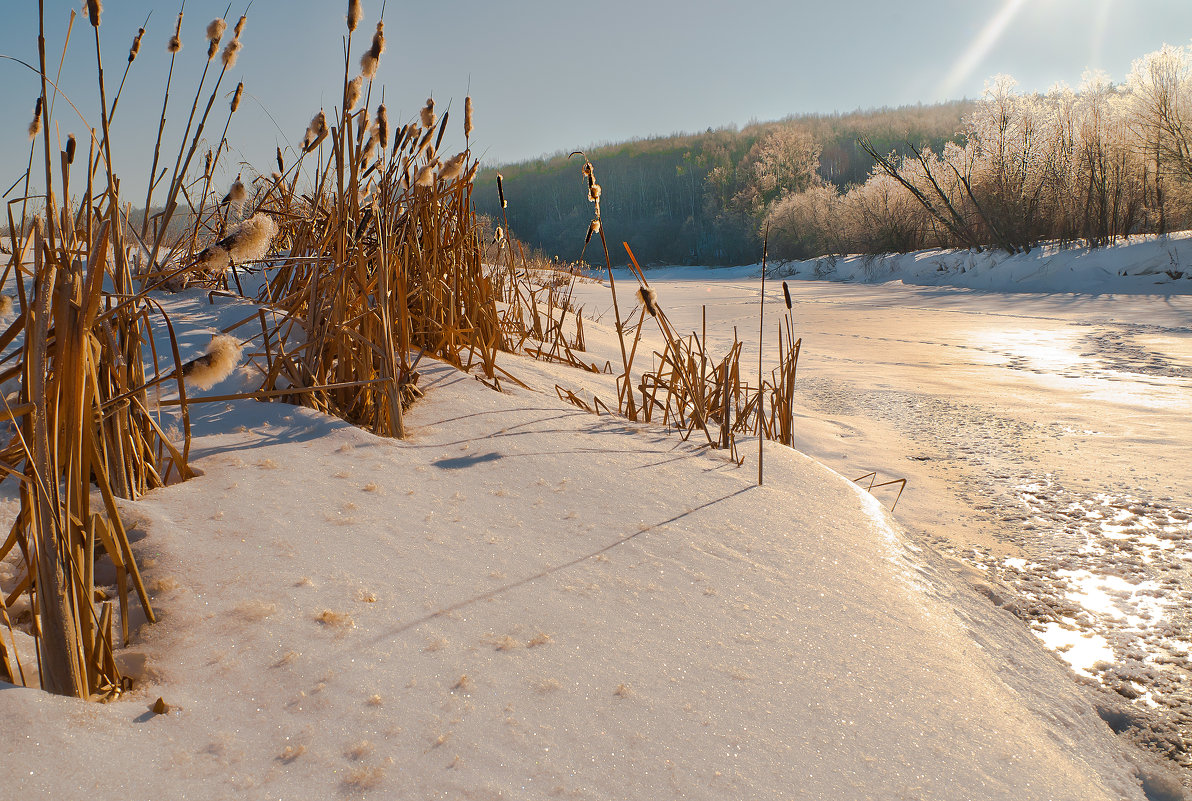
[{"left": 2, "top": 0, "right": 1190, "bottom": 202}]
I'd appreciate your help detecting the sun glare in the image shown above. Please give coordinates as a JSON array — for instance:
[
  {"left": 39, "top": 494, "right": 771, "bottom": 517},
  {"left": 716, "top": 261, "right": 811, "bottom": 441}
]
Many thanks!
[{"left": 938, "top": 0, "right": 1030, "bottom": 99}]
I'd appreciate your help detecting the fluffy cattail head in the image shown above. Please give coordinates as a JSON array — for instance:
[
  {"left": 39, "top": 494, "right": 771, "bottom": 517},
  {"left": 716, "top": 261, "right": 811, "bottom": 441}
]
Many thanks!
[
  {"left": 346, "top": 76, "right": 363, "bottom": 111},
  {"left": 376, "top": 104, "right": 389, "bottom": 149},
  {"left": 421, "top": 98, "right": 436, "bottom": 129},
  {"left": 496, "top": 173, "right": 506, "bottom": 208},
  {"left": 221, "top": 38, "right": 242, "bottom": 69},
  {"left": 276, "top": 147, "right": 285, "bottom": 173},
  {"left": 206, "top": 18, "right": 227, "bottom": 43},
  {"left": 223, "top": 179, "right": 247, "bottom": 206},
  {"left": 129, "top": 28, "right": 145, "bottom": 62},
  {"left": 230, "top": 82, "right": 244, "bottom": 113},
  {"left": 66, "top": 134, "right": 77, "bottom": 165},
  {"left": 28, "top": 97, "right": 43, "bottom": 141},
  {"left": 414, "top": 163, "right": 436, "bottom": 188},
  {"left": 588, "top": 183, "right": 601, "bottom": 203},
  {"left": 182, "top": 335, "right": 243, "bottom": 391},
  {"left": 359, "top": 21, "right": 385, "bottom": 79},
  {"left": 86, "top": 0, "right": 102, "bottom": 27},
  {"left": 636, "top": 286, "right": 659, "bottom": 317},
  {"left": 220, "top": 213, "right": 277, "bottom": 262},
  {"left": 438, "top": 152, "right": 467, "bottom": 183},
  {"left": 302, "top": 110, "right": 328, "bottom": 152},
  {"left": 168, "top": 12, "right": 183, "bottom": 53},
  {"left": 347, "top": 0, "right": 363, "bottom": 32},
  {"left": 464, "top": 96, "right": 474, "bottom": 139}
]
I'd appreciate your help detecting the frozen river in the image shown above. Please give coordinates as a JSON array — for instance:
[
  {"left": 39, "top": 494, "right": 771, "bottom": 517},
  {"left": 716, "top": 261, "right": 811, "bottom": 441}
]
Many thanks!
[{"left": 576, "top": 273, "right": 1192, "bottom": 772}]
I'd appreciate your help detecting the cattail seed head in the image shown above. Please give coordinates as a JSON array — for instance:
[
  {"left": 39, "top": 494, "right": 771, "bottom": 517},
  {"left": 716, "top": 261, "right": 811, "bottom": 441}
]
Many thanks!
[
  {"left": 230, "top": 82, "right": 244, "bottom": 113},
  {"left": 358, "top": 21, "right": 385, "bottom": 79},
  {"left": 86, "top": 0, "right": 102, "bottom": 27},
  {"left": 129, "top": 28, "right": 145, "bottom": 62},
  {"left": 415, "top": 163, "right": 436, "bottom": 188},
  {"left": 637, "top": 286, "right": 659, "bottom": 317},
  {"left": 206, "top": 18, "right": 227, "bottom": 43},
  {"left": 28, "top": 97, "right": 43, "bottom": 141},
  {"left": 496, "top": 173, "right": 507, "bottom": 208},
  {"left": 376, "top": 104, "right": 389, "bottom": 149},
  {"left": 276, "top": 147, "right": 285, "bottom": 173},
  {"left": 222, "top": 178, "right": 247, "bottom": 206},
  {"left": 222, "top": 38, "right": 242, "bottom": 69},
  {"left": 782, "top": 281, "right": 792, "bottom": 310},
  {"left": 438, "top": 152, "right": 466, "bottom": 183},
  {"left": 588, "top": 183, "right": 601, "bottom": 203},
  {"left": 66, "top": 134, "right": 77, "bottom": 165},
  {"left": 346, "top": 76, "right": 363, "bottom": 111},
  {"left": 207, "top": 39, "right": 219, "bottom": 60},
  {"left": 204, "top": 150, "right": 213, "bottom": 177},
  {"left": 464, "top": 96, "right": 474, "bottom": 139},
  {"left": 181, "top": 335, "right": 243, "bottom": 390},
  {"left": 302, "top": 110, "right": 328, "bottom": 152},
  {"left": 168, "top": 11, "right": 183, "bottom": 53},
  {"left": 347, "top": 0, "right": 363, "bottom": 32},
  {"left": 234, "top": 15, "right": 247, "bottom": 38},
  {"left": 421, "top": 98, "right": 436, "bottom": 129}
]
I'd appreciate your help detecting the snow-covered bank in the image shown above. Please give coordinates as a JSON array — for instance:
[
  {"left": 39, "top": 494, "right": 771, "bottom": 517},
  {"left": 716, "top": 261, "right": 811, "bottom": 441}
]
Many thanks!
[
  {"left": 0, "top": 327, "right": 1174, "bottom": 798},
  {"left": 634, "top": 231, "right": 1192, "bottom": 295}
]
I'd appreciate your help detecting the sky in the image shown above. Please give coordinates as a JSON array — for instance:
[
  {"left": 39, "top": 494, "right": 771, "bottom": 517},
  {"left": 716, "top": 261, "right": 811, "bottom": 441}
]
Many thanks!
[{"left": 1, "top": 0, "right": 1190, "bottom": 203}]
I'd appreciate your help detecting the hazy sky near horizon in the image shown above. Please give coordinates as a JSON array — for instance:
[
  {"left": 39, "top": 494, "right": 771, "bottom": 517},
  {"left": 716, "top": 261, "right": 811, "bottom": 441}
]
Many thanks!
[{"left": 1, "top": 0, "right": 1190, "bottom": 201}]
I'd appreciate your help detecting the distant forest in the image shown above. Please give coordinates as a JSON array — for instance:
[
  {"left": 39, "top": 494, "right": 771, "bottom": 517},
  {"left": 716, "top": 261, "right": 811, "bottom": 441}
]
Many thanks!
[
  {"left": 476, "top": 102, "right": 973, "bottom": 265},
  {"left": 480, "top": 44, "right": 1192, "bottom": 266}
]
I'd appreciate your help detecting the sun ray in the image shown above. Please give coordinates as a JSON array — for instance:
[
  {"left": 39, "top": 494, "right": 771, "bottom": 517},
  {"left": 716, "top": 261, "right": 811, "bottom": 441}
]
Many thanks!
[{"left": 937, "top": 0, "right": 1030, "bottom": 99}]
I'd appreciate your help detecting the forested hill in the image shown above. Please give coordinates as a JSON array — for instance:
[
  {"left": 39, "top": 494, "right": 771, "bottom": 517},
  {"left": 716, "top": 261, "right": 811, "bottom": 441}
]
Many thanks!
[{"left": 475, "top": 101, "right": 972, "bottom": 266}]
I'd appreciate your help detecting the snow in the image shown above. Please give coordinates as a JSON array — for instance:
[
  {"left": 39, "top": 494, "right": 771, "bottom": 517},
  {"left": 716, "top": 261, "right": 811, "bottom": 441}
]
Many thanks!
[{"left": 2, "top": 235, "right": 1190, "bottom": 798}]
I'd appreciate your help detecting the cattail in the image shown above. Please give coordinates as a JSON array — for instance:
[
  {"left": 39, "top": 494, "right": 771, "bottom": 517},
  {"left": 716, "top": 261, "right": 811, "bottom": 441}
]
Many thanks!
[
  {"left": 464, "top": 96, "right": 473, "bottom": 139},
  {"left": 222, "top": 179, "right": 246, "bottom": 206},
  {"left": 347, "top": 0, "right": 363, "bottom": 32},
  {"left": 376, "top": 104, "right": 389, "bottom": 149},
  {"left": 425, "top": 143, "right": 436, "bottom": 163},
  {"left": 637, "top": 286, "right": 659, "bottom": 317},
  {"left": 421, "top": 98, "right": 436, "bottom": 129},
  {"left": 302, "top": 110, "right": 328, "bottom": 152},
  {"left": 414, "top": 163, "right": 436, "bottom": 188},
  {"left": 221, "top": 213, "right": 277, "bottom": 262},
  {"left": 346, "top": 76, "right": 363, "bottom": 111},
  {"left": 438, "top": 152, "right": 466, "bottom": 183},
  {"left": 276, "top": 147, "right": 285, "bottom": 173},
  {"left": 230, "top": 82, "right": 244, "bottom": 113},
  {"left": 181, "top": 335, "right": 243, "bottom": 390},
  {"left": 168, "top": 11, "right": 183, "bottom": 53},
  {"left": 360, "top": 21, "right": 385, "bottom": 79},
  {"left": 588, "top": 183, "right": 601, "bottom": 203},
  {"left": 494, "top": 226, "right": 505, "bottom": 247},
  {"left": 496, "top": 173, "right": 506, "bottom": 208},
  {"left": 204, "top": 150, "right": 213, "bottom": 177},
  {"left": 28, "top": 97, "right": 42, "bottom": 141},
  {"left": 782, "top": 281, "right": 792, "bottom": 310},
  {"left": 86, "top": 0, "right": 101, "bottom": 27},
  {"left": 359, "top": 136, "right": 377, "bottom": 168},
  {"left": 129, "top": 27, "right": 145, "bottom": 62},
  {"left": 222, "top": 38, "right": 242, "bottom": 69},
  {"left": 270, "top": 171, "right": 281, "bottom": 182},
  {"left": 66, "top": 134, "right": 77, "bottom": 164},
  {"left": 195, "top": 243, "right": 230, "bottom": 274},
  {"left": 206, "top": 18, "right": 227, "bottom": 43},
  {"left": 233, "top": 15, "right": 247, "bottom": 38}
]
